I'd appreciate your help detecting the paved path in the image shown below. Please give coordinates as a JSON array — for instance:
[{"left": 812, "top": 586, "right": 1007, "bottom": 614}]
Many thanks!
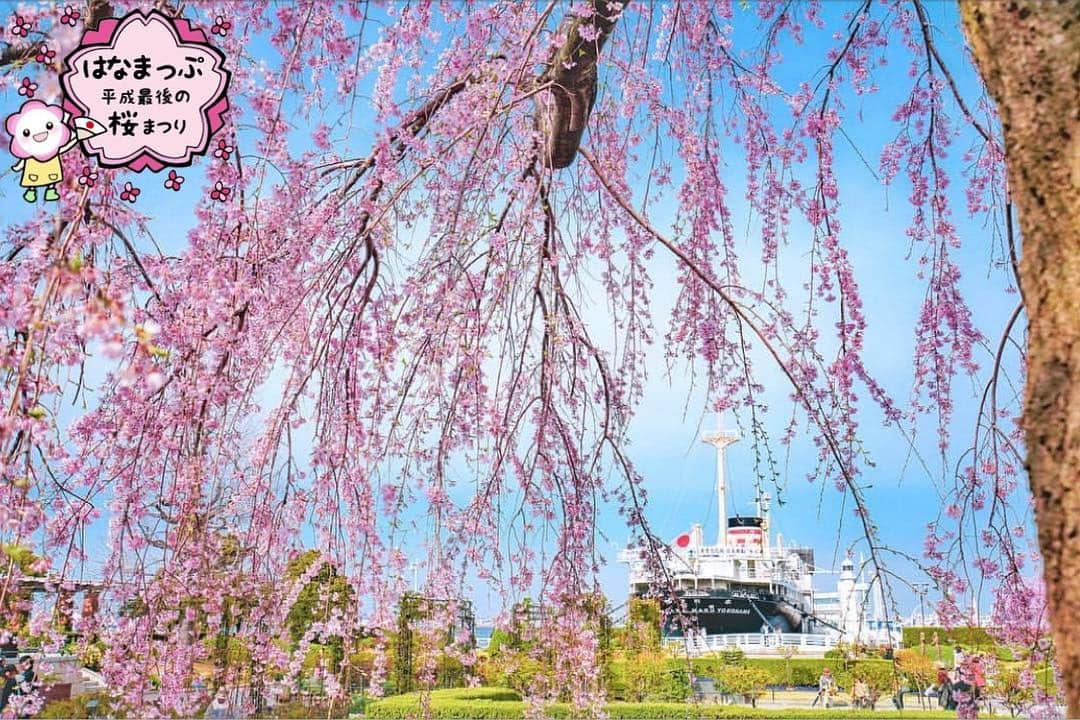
[{"left": 694, "top": 685, "right": 952, "bottom": 713}]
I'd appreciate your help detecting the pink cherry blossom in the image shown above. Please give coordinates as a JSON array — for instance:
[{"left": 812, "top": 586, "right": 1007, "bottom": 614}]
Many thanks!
[
  {"left": 59, "top": 5, "right": 80, "bottom": 26},
  {"left": 0, "top": 2, "right": 1053, "bottom": 716},
  {"left": 119, "top": 181, "right": 140, "bottom": 202},
  {"left": 17, "top": 77, "right": 36, "bottom": 97},
  {"left": 164, "top": 170, "right": 184, "bottom": 191},
  {"left": 9, "top": 13, "right": 32, "bottom": 37}
]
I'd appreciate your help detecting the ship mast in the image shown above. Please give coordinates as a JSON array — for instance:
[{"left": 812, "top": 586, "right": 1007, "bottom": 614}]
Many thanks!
[
  {"left": 756, "top": 489, "right": 771, "bottom": 551},
  {"left": 702, "top": 428, "right": 740, "bottom": 547}
]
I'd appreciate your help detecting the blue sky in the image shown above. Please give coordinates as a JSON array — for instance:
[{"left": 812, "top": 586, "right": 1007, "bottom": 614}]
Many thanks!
[
  {"left": 575, "top": 1, "right": 1025, "bottom": 622},
  {"left": 1, "top": 1, "right": 1027, "bottom": 623}
]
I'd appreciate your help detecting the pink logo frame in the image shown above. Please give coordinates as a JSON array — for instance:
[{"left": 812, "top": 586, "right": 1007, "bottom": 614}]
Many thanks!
[{"left": 60, "top": 9, "right": 231, "bottom": 172}]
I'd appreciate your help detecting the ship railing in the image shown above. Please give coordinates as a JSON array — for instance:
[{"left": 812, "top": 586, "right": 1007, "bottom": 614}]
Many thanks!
[
  {"left": 622, "top": 546, "right": 810, "bottom": 563},
  {"left": 662, "top": 632, "right": 839, "bottom": 656},
  {"left": 692, "top": 546, "right": 802, "bottom": 562}
]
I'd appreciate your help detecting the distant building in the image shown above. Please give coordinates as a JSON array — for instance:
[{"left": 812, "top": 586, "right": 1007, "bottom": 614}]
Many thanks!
[{"left": 813, "top": 555, "right": 901, "bottom": 646}]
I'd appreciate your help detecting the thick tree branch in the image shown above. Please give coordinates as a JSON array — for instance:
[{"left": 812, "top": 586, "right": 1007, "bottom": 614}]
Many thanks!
[{"left": 537, "top": 0, "right": 625, "bottom": 169}]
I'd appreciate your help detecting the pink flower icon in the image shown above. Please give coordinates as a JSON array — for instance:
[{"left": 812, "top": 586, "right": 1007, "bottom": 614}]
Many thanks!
[
  {"left": 164, "top": 170, "right": 184, "bottom": 191},
  {"left": 77, "top": 167, "right": 98, "bottom": 188},
  {"left": 213, "top": 137, "right": 234, "bottom": 161},
  {"left": 210, "top": 15, "right": 232, "bottom": 37},
  {"left": 17, "top": 77, "right": 37, "bottom": 98},
  {"left": 35, "top": 44, "right": 56, "bottom": 65},
  {"left": 59, "top": 5, "right": 80, "bottom": 26},
  {"left": 9, "top": 14, "right": 32, "bottom": 38},
  {"left": 210, "top": 181, "right": 232, "bottom": 202},
  {"left": 120, "top": 182, "right": 140, "bottom": 203}
]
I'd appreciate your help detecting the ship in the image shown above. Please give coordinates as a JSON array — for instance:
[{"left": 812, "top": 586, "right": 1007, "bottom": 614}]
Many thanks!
[{"left": 620, "top": 430, "right": 825, "bottom": 638}]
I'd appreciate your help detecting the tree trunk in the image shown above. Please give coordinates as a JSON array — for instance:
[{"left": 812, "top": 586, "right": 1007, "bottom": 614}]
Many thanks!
[
  {"left": 959, "top": 0, "right": 1080, "bottom": 713},
  {"left": 537, "top": 0, "right": 625, "bottom": 169}
]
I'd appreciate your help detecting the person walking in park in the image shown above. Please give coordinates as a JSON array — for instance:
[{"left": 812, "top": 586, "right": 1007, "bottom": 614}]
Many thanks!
[
  {"left": 852, "top": 677, "right": 871, "bottom": 709},
  {"left": 0, "top": 665, "right": 16, "bottom": 713},
  {"left": 14, "top": 657, "right": 32, "bottom": 691},
  {"left": 7, "top": 656, "right": 36, "bottom": 719},
  {"left": 812, "top": 667, "right": 834, "bottom": 708},
  {"left": 205, "top": 689, "right": 231, "bottom": 720},
  {"left": 971, "top": 655, "right": 986, "bottom": 700}
]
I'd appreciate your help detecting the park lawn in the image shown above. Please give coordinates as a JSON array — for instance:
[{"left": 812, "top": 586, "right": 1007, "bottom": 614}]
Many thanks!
[
  {"left": 910, "top": 644, "right": 956, "bottom": 666},
  {"left": 364, "top": 688, "right": 963, "bottom": 718}
]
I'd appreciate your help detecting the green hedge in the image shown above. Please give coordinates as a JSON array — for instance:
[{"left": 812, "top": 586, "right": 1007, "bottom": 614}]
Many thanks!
[
  {"left": 901, "top": 626, "right": 995, "bottom": 648},
  {"left": 746, "top": 658, "right": 888, "bottom": 688},
  {"left": 40, "top": 693, "right": 123, "bottom": 720},
  {"left": 669, "top": 658, "right": 894, "bottom": 689},
  {"left": 907, "top": 641, "right": 1014, "bottom": 665},
  {"left": 262, "top": 700, "right": 351, "bottom": 718},
  {"left": 602, "top": 705, "right": 953, "bottom": 719},
  {"left": 429, "top": 687, "right": 523, "bottom": 701},
  {"left": 366, "top": 692, "right": 958, "bottom": 719},
  {"left": 1033, "top": 666, "right": 1058, "bottom": 694},
  {"left": 367, "top": 698, "right": 524, "bottom": 719}
]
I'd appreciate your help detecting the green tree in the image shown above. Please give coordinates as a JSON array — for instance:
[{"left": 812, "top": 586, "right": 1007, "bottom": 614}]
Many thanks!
[
  {"left": 895, "top": 649, "right": 936, "bottom": 708},
  {"left": 389, "top": 593, "right": 475, "bottom": 694},
  {"left": 716, "top": 666, "right": 772, "bottom": 708},
  {"left": 477, "top": 645, "right": 546, "bottom": 694},
  {"left": 1, "top": 544, "right": 43, "bottom": 575},
  {"left": 620, "top": 599, "right": 661, "bottom": 654},
  {"left": 778, "top": 645, "right": 800, "bottom": 688},
  {"left": 992, "top": 666, "right": 1036, "bottom": 718},
  {"left": 849, "top": 661, "right": 899, "bottom": 711},
  {"left": 284, "top": 550, "right": 354, "bottom": 646},
  {"left": 611, "top": 649, "right": 687, "bottom": 702},
  {"left": 0, "top": 544, "right": 43, "bottom": 638}
]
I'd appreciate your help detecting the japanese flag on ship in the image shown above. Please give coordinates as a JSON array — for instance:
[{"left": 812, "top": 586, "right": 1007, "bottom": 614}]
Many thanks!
[{"left": 672, "top": 524, "right": 703, "bottom": 551}]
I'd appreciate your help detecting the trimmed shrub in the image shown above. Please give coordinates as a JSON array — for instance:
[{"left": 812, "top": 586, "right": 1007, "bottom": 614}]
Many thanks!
[
  {"left": 264, "top": 699, "right": 351, "bottom": 718},
  {"left": 788, "top": 664, "right": 820, "bottom": 687},
  {"left": 718, "top": 649, "right": 746, "bottom": 665},
  {"left": 744, "top": 658, "right": 835, "bottom": 686},
  {"left": 366, "top": 691, "right": 961, "bottom": 719},
  {"left": 901, "top": 626, "right": 995, "bottom": 648},
  {"left": 1033, "top": 666, "right": 1058, "bottom": 694},
  {"left": 714, "top": 666, "right": 772, "bottom": 707},
  {"left": 670, "top": 657, "right": 896, "bottom": 690},
  {"left": 612, "top": 650, "right": 690, "bottom": 701},
  {"left": 39, "top": 693, "right": 122, "bottom": 719},
  {"left": 366, "top": 694, "right": 524, "bottom": 719},
  {"left": 434, "top": 687, "right": 523, "bottom": 701}
]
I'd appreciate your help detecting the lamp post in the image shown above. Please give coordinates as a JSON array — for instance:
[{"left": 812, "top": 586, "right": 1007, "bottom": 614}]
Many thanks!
[
  {"left": 913, "top": 583, "right": 930, "bottom": 626},
  {"left": 409, "top": 560, "right": 421, "bottom": 593}
]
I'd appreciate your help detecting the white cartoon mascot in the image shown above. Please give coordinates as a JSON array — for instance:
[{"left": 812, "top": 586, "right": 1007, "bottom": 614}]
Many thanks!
[{"left": 6, "top": 99, "right": 103, "bottom": 203}]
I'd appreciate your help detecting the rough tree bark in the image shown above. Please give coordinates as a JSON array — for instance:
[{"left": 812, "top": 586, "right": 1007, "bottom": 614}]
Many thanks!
[{"left": 960, "top": 0, "right": 1080, "bottom": 713}]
